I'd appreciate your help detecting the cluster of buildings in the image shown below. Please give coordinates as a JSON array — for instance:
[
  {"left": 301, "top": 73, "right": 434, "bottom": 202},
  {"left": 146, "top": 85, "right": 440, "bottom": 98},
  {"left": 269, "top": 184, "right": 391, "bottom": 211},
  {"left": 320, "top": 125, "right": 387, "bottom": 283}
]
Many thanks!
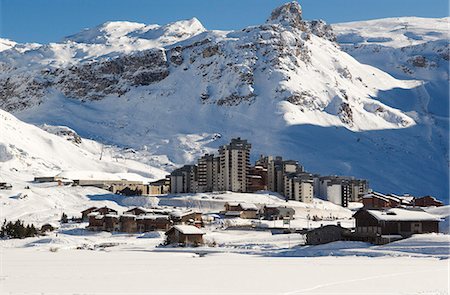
[
  {"left": 80, "top": 202, "right": 299, "bottom": 245},
  {"left": 82, "top": 206, "right": 202, "bottom": 232},
  {"left": 169, "top": 137, "right": 369, "bottom": 207},
  {"left": 306, "top": 207, "right": 442, "bottom": 245},
  {"left": 362, "top": 191, "right": 444, "bottom": 209},
  {"left": 82, "top": 206, "right": 205, "bottom": 245},
  {"left": 33, "top": 138, "right": 443, "bottom": 210}
]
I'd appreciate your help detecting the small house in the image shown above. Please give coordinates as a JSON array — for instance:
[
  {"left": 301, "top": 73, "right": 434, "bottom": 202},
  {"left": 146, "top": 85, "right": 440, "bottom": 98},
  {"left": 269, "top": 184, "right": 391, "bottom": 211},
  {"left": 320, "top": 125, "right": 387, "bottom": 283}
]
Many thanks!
[
  {"left": 224, "top": 203, "right": 258, "bottom": 219},
  {"left": 124, "top": 207, "right": 150, "bottom": 216},
  {"left": 305, "top": 225, "right": 350, "bottom": 245},
  {"left": 170, "top": 210, "right": 203, "bottom": 227},
  {"left": 81, "top": 207, "right": 98, "bottom": 221},
  {"left": 165, "top": 225, "right": 204, "bottom": 246},
  {"left": 362, "top": 192, "right": 401, "bottom": 209},
  {"left": 120, "top": 214, "right": 137, "bottom": 233},
  {"left": 353, "top": 208, "right": 441, "bottom": 243},
  {"left": 414, "top": 196, "right": 444, "bottom": 207},
  {"left": 104, "top": 214, "right": 120, "bottom": 232},
  {"left": 87, "top": 212, "right": 104, "bottom": 231},
  {"left": 94, "top": 206, "right": 118, "bottom": 216},
  {"left": 262, "top": 205, "right": 295, "bottom": 220},
  {"left": 136, "top": 215, "right": 172, "bottom": 232}
]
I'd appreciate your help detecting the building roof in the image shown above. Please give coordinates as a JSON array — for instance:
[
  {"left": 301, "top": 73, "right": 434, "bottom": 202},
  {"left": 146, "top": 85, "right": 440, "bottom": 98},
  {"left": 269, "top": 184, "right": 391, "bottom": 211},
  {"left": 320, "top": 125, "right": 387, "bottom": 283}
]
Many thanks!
[
  {"left": 136, "top": 214, "right": 169, "bottom": 220},
  {"left": 239, "top": 203, "right": 258, "bottom": 210},
  {"left": 104, "top": 214, "right": 120, "bottom": 218},
  {"left": 169, "top": 225, "right": 204, "bottom": 235},
  {"left": 363, "top": 193, "right": 389, "bottom": 202},
  {"left": 124, "top": 206, "right": 150, "bottom": 213},
  {"left": 81, "top": 206, "right": 98, "bottom": 213},
  {"left": 365, "top": 208, "right": 441, "bottom": 222}
]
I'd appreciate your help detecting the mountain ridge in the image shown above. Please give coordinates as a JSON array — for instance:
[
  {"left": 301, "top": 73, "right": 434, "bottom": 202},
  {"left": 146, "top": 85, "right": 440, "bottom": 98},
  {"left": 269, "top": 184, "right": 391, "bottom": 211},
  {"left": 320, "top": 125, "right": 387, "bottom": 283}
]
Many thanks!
[{"left": 0, "top": 2, "right": 448, "bottom": 200}]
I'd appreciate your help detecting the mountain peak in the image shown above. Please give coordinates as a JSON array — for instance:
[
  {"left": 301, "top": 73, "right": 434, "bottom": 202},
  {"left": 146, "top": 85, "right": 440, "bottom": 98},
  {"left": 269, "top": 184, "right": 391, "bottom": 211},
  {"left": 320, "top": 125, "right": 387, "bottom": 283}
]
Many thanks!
[{"left": 267, "top": 1, "right": 303, "bottom": 28}]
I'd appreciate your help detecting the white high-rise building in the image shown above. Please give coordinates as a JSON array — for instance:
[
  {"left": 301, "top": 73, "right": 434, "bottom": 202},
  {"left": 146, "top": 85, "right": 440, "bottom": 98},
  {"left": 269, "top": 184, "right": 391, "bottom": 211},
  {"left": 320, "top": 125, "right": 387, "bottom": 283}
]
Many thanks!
[
  {"left": 218, "top": 138, "right": 251, "bottom": 192},
  {"left": 197, "top": 154, "right": 220, "bottom": 192}
]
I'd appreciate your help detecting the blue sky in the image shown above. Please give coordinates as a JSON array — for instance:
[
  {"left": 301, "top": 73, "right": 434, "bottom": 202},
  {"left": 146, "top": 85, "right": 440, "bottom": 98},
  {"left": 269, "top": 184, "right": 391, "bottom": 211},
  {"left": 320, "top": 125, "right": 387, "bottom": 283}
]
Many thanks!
[{"left": 1, "top": 0, "right": 449, "bottom": 43}]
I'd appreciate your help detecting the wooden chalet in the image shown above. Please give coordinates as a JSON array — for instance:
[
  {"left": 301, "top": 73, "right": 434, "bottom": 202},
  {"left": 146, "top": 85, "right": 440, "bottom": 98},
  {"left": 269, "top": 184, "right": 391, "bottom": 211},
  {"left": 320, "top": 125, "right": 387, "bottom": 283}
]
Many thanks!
[
  {"left": 224, "top": 202, "right": 258, "bottom": 219},
  {"left": 353, "top": 208, "right": 441, "bottom": 244},
  {"left": 165, "top": 225, "right": 204, "bottom": 246}
]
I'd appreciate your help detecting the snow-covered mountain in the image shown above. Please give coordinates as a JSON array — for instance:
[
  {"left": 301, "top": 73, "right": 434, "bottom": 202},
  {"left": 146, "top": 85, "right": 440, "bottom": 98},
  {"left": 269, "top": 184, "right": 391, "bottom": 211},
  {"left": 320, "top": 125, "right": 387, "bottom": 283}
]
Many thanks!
[
  {"left": 0, "top": 2, "right": 448, "bottom": 200},
  {"left": 0, "top": 108, "right": 168, "bottom": 183}
]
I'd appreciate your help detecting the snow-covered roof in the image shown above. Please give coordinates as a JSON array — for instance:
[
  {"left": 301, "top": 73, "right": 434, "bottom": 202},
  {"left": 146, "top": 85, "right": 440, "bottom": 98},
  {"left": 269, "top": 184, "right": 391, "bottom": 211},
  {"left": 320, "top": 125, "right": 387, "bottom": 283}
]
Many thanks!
[
  {"left": 125, "top": 207, "right": 150, "bottom": 213},
  {"left": 136, "top": 214, "right": 169, "bottom": 220},
  {"left": 239, "top": 203, "right": 258, "bottom": 210},
  {"left": 170, "top": 225, "right": 204, "bottom": 235},
  {"left": 226, "top": 202, "right": 240, "bottom": 207},
  {"left": 169, "top": 210, "right": 199, "bottom": 218},
  {"left": 363, "top": 193, "right": 389, "bottom": 202},
  {"left": 366, "top": 208, "right": 441, "bottom": 222},
  {"left": 104, "top": 214, "right": 120, "bottom": 218}
]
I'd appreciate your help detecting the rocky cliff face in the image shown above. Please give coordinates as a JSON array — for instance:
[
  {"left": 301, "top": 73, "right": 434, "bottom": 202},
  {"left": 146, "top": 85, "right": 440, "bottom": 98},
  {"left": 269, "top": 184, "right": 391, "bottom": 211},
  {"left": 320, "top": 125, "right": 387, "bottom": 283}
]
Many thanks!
[{"left": 0, "top": 2, "right": 412, "bottom": 130}]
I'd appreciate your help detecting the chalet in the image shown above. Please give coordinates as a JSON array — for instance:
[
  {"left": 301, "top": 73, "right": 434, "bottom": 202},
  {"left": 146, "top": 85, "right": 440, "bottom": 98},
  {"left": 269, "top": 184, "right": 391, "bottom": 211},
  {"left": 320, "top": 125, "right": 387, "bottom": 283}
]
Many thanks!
[
  {"left": 124, "top": 207, "right": 150, "bottom": 216},
  {"left": 104, "top": 214, "right": 120, "bottom": 232},
  {"left": 262, "top": 205, "right": 295, "bottom": 220},
  {"left": 136, "top": 215, "right": 172, "bottom": 232},
  {"left": 414, "top": 196, "right": 444, "bottom": 207},
  {"left": 353, "top": 208, "right": 441, "bottom": 244},
  {"left": 81, "top": 207, "right": 99, "bottom": 221},
  {"left": 224, "top": 203, "right": 258, "bottom": 219},
  {"left": 169, "top": 210, "right": 203, "bottom": 227},
  {"left": 87, "top": 212, "right": 104, "bottom": 231},
  {"left": 305, "top": 225, "right": 350, "bottom": 245},
  {"left": 94, "top": 206, "right": 118, "bottom": 216},
  {"left": 165, "top": 225, "right": 204, "bottom": 246},
  {"left": 362, "top": 192, "right": 401, "bottom": 209},
  {"left": 120, "top": 214, "right": 137, "bottom": 233}
]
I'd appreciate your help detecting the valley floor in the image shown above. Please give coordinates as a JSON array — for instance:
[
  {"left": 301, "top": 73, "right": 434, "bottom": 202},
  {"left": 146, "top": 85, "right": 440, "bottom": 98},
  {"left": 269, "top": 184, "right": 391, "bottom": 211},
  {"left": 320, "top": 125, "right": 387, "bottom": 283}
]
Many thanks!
[
  {"left": 0, "top": 248, "right": 447, "bottom": 295},
  {"left": 0, "top": 232, "right": 448, "bottom": 294}
]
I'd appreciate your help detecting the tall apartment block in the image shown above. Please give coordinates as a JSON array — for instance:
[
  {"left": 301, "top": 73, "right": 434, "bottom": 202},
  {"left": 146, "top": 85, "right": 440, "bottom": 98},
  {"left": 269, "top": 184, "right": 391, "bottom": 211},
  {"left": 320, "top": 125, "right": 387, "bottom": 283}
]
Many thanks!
[
  {"left": 170, "top": 165, "right": 198, "bottom": 194},
  {"left": 259, "top": 156, "right": 303, "bottom": 195},
  {"left": 197, "top": 154, "right": 220, "bottom": 192},
  {"left": 284, "top": 172, "right": 314, "bottom": 203},
  {"left": 218, "top": 137, "right": 251, "bottom": 192},
  {"left": 318, "top": 176, "right": 369, "bottom": 207}
]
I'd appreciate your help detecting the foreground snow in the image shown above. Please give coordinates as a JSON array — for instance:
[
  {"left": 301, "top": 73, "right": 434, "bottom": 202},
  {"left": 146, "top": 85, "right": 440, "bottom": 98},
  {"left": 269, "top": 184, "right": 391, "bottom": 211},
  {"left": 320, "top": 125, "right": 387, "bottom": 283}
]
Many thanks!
[{"left": 0, "top": 247, "right": 447, "bottom": 294}]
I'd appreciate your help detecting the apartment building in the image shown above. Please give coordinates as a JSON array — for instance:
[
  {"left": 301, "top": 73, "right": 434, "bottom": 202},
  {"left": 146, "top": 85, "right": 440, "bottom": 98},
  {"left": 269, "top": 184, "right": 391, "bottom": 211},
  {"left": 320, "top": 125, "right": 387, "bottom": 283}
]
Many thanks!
[
  {"left": 261, "top": 155, "right": 303, "bottom": 195},
  {"left": 318, "top": 176, "right": 368, "bottom": 207},
  {"left": 197, "top": 154, "right": 220, "bottom": 192},
  {"left": 283, "top": 172, "right": 314, "bottom": 203},
  {"left": 218, "top": 138, "right": 251, "bottom": 192},
  {"left": 170, "top": 165, "right": 198, "bottom": 194}
]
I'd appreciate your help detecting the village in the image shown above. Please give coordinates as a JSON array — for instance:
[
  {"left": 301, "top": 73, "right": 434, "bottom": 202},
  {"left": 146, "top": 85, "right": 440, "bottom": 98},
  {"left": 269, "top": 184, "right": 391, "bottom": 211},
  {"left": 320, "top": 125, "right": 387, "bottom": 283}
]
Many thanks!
[{"left": 22, "top": 137, "right": 444, "bottom": 247}]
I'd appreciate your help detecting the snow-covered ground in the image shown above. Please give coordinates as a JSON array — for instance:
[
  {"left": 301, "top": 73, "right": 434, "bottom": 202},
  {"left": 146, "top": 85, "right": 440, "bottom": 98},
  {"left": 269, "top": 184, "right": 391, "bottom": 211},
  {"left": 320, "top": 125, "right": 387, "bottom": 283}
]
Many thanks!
[{"left": 0, "top": 233, "right": 448, "bottom": 294}]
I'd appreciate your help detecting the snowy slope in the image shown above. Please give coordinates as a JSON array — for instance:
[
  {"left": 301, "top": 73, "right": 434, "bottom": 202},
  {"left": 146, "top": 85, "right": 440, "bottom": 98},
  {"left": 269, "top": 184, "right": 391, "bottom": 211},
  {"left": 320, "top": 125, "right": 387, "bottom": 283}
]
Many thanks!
[
  {"left": 0, "top": 2, "right": 448, "bottom": 200},
  {"left": 0, "top": 109, "right": 168, "bottom": 180}
]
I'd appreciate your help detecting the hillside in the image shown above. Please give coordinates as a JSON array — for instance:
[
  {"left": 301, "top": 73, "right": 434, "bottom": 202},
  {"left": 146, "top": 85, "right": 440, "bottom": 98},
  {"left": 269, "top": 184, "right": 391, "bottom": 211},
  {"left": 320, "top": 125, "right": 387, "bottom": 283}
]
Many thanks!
[{"left": 0, "top": 2, "right": 448, "bottom": 200}]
